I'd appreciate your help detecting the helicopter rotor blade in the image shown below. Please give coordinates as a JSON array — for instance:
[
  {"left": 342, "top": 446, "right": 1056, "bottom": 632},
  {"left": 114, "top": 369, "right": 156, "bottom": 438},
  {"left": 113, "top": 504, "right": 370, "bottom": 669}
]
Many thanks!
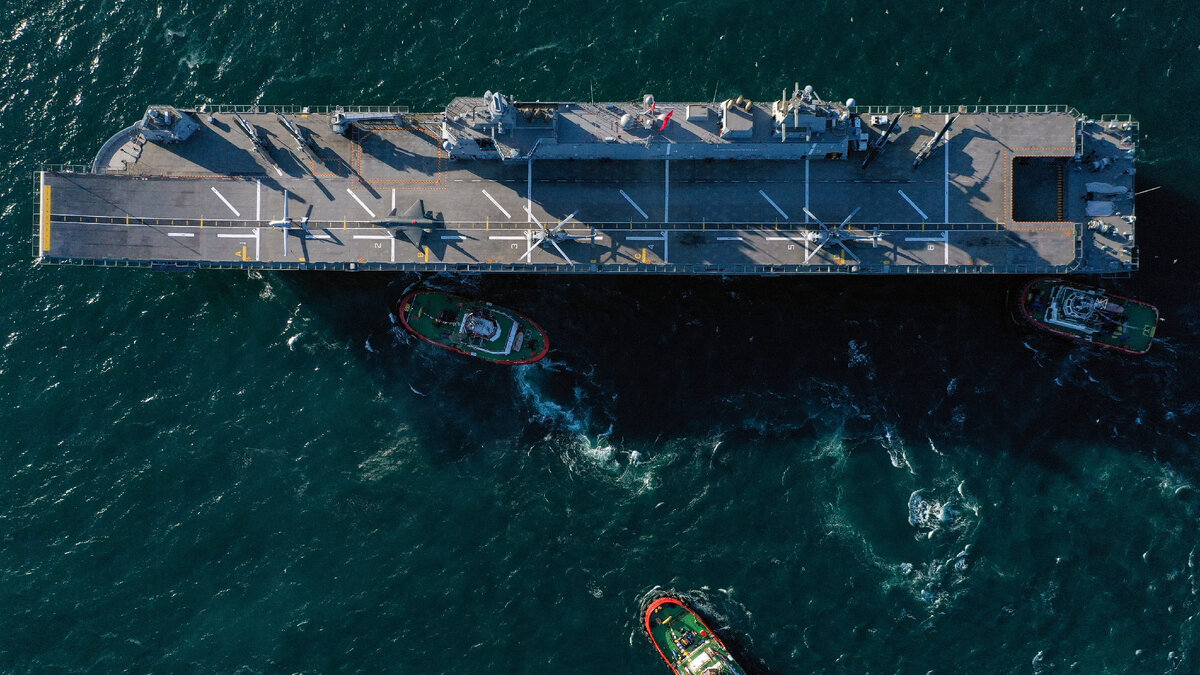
[
  {"left": 520, "top": 232, "right": 542, "bottom": 262},
  {"left": 805, "top": 236, "right": 829, "bottom": 263},
  {"left": 802, "top": 207, "right": 829, "bottom": 231},
  {"left": 837, "top": 206, "right": 862, "bottom": 230},
  {"left": 546, "top": 236, "right": 574, "bottom": 265},
  {"left": 553, "top": 210, "right": 579, "bottom": 232},
  {"left": 524, "top": 206, "right": 547, "bottom": 231},
  {"left": 836, "top": 241, "right": 862, "bottom": 263}
]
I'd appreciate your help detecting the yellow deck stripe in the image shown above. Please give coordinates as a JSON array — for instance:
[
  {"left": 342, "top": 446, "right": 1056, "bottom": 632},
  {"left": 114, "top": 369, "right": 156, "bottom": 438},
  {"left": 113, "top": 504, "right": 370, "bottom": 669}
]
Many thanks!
[{"left": 41, "top": 184, "right": 52, "bottom": 251}]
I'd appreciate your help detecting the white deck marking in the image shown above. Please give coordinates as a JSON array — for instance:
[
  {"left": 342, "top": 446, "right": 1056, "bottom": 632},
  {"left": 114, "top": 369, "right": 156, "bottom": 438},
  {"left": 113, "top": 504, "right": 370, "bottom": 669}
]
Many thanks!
[
  {"left": 391, "top": 188, "right": 396, "bottom": 214},
  {"left": 804, "top": 158, "right": 810, "bottom": 223},
  {"left": 390, "top": 236, "right": 395, "bottom": 263},
  {"left": 481, "top": 190, "right": 512, "bottom": 219},
  {"left": 717, "top": 236, "right": 743, "bottom": 241},
  {"left": 167, "top": 232, "right": 195, "bottom": 238},
  {"left": 216, "top": 232, "right": 252, "bottom": 238},
  {"left": 944, "top": 133, "right": 951, "bottom": 223},
  {"left": 440, "top": 235, "right": 464, "bottom": 241},
  {"left": 905, "top": 231, "right": 950, "bottom": 265},
  {"left": 211, "top": 187, "right": 241, "bottom": 216},
  {"left": 897, "top": 189, "right": 929, "bottom": 220},
  {"left": 526, "top": 160, "right": 533, "bottom": 223},
  {"left": 619, "top": 190, "right": 649, "bottom": 219},
  {"left": 256, "top": 180, "right": 261, "bottom": 221},
  {"left": 765, "top": 236, "right": 807, "bottom": 241},
  {"left": 489, "top": 235, "right": 527, "bottom": 240},
  {"left": 346, "top": 188, "right": 376, "bottom": 218},
  {"left": 759, "top": 190, "right": 789, "bottom": 219},
  {"left": 305, "top": 233, "right": 332, "bottom": 240},
  {"left": 353, "top": 235, "right": 393, "bottom": 240},
  {"left": 254, "top": 227, "right": 261, "bottom": 261},
  {"left": 625, "top": 236, "right": 664, "bottom": 240}
]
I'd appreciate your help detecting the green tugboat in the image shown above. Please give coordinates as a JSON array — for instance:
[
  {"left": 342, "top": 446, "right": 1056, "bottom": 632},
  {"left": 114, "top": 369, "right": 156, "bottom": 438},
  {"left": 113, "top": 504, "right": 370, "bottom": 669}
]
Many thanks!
[
  {"left": 398, "top": 290, "right": 549, "bottom": 364},
  {"left": 1018, "top": 277, "right": 1158, "bottom": 355},
  {"left": 644, "top": 597, "right": 747, "bottom": 675}
]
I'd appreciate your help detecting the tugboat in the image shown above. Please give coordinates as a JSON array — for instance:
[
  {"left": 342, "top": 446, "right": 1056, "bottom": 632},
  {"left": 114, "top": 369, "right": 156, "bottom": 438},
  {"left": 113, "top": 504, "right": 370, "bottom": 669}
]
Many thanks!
[
  {"left": 644, "top": 597, "right": 747, "bottom": 675},
  {"left": 398, "top": 290, "right": 549, "bottom": 364},
  {"left": 1017, "top": 277, "right": 1158, "bottom": 355}
]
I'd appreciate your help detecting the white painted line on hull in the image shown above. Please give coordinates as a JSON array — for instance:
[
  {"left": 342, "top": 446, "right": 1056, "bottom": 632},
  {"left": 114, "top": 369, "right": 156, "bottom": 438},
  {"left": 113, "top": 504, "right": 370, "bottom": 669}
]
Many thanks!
[
  {"left": 481, "top": 189, "right": 512, "bottom": 219},
  {"left": 897, "top": 189, "right": 929, "bottom": 221},
  {"left": 167, "top": 232, "right": 195, "bottom": 238},
  {"left": 256, "top": 180, "right": 261, "bottom": 221},
  {"left": 353, "top": 235, "right": 393, "bottom": 240},
  {"left": 619, "top": 190, "right": 649, "bottom": 219},
  {"left": 211, "top": 187, "right": 241, "bottom": 216},
  {"left": 759, "top": 190, "right": 789, "bottom": 220},
  {"left": 346, "top": 188, "right": 376, "bottom": 218},
  {"left": 489, "top": 235, "right": 527, "bottom": 240},
  {"left": 216, "top": 232, "right": 252, "bottom": 238},
  {"left": 716, "top": 236, "right": 744, "bottom": 241}
]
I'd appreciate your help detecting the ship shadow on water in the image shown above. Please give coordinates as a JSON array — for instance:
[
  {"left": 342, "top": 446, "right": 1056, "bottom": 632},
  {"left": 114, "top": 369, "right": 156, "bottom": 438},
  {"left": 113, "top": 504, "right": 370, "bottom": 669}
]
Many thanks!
[{"left": 268, "top": 186, "right": 1200, "bottom": 475}]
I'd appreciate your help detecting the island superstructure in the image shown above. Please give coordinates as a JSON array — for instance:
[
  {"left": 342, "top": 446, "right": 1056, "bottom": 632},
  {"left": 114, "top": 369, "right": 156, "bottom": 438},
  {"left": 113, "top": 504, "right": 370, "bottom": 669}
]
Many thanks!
[{"left": 35, "top": 84, "right": 1139, "bottom": 274}]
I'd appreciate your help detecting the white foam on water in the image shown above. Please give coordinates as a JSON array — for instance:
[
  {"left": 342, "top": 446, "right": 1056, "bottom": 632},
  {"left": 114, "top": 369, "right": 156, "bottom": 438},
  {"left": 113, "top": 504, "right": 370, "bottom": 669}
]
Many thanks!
[
  {"left": 881, "top": 425, "right": 913, "bottom": 473},
  {"left": 847, "top": 339, "right": 876, "bottom": 380}
]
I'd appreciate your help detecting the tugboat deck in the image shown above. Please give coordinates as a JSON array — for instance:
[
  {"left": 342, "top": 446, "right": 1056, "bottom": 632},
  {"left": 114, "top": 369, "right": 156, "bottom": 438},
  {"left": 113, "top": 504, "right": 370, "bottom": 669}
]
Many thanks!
[{"left": 35, "top": 95, "right": 1139, "bottom": 275}]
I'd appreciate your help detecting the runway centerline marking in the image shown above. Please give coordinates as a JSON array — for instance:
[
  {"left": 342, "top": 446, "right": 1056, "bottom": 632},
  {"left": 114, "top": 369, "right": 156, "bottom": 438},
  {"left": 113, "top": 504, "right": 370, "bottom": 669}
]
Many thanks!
[
  {"left": 211, "top": 187, "right": 241, "bottom": 216},
  {"left": 346, "top": 188, "right": 377, "bottom": 218},
  {"left": 481, "top": 189, "right": 512, "bottom": 219},
  {"left": 619, "top": 190, "right": 649, "bottom": 220},
  {"left": 758, "top": 190, "right": 789, "bottom": 219}
]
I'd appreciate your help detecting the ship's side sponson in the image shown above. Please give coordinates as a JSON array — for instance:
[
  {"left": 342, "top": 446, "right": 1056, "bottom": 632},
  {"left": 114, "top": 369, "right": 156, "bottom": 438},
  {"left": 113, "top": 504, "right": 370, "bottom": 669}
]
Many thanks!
[{"left": 35, "top": 88, "right": 1137, "bottom": 275}]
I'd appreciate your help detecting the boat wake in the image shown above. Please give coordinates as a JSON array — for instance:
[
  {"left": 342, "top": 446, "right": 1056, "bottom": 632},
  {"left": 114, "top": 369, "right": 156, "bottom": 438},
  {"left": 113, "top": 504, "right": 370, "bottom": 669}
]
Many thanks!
[{"left": 513, "top": 360, "right": 663, "bottom": 492}]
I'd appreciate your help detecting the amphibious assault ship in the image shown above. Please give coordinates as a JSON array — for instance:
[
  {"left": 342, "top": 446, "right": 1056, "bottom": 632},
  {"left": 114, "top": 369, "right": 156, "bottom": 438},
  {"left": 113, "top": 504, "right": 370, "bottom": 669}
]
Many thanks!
[{"left": 35, "top": 84, "right": 1139, "bottom": 275}]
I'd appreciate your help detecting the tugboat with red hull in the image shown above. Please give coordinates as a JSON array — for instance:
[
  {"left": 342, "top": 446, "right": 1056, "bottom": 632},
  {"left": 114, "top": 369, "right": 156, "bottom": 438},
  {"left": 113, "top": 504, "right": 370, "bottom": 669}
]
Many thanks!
[
  {"left": 1017, "top": 277, "right": 1158, "bottom": 355},
  {"left": 398, "top": 290, "right": 549, "bottom": 364},
  {"left": 644, "top": 596, "right": 747, "bottom": 675}
]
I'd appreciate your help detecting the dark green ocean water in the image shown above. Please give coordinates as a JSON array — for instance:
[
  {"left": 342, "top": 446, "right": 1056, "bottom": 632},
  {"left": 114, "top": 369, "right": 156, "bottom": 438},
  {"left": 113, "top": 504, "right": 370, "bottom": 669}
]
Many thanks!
[{"left": 4, "top": 1, "right": 1200, "bottom": 672}]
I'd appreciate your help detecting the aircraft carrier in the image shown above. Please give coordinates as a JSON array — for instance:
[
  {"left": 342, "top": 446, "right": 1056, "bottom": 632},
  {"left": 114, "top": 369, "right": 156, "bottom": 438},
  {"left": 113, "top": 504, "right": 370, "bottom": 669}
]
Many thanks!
[{"left": 34, "top": 84, "right": 1140, "bottom": 275}]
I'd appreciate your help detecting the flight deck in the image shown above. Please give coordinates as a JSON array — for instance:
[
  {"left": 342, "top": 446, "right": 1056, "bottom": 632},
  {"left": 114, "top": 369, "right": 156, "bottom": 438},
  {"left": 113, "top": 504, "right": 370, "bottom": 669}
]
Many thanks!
[{"left": 34, "top": 86, "right": 1140, "bottom": 275}]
